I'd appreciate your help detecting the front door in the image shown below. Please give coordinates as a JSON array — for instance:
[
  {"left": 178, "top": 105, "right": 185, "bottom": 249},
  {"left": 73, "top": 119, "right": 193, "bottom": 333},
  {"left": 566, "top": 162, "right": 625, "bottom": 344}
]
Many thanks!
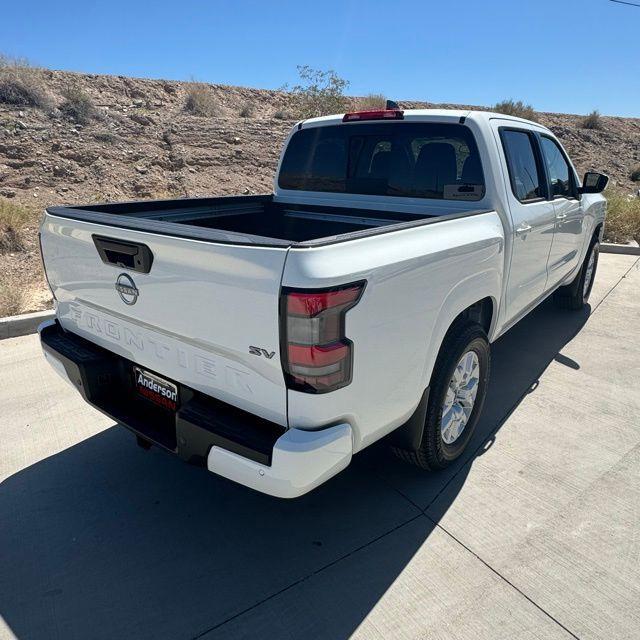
[
  {"left": 538, "top": 135, "right": 584, "bottom": 289},
  {"left": 496, "top": 126, "right": 556, "bottom": 321}
]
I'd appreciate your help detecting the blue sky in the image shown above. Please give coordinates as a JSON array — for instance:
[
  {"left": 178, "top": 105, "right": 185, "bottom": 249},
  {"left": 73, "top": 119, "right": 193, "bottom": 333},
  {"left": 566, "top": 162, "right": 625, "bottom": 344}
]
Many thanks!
[{"left": 3, "top": 0, "right": 638, "bottom": 117}]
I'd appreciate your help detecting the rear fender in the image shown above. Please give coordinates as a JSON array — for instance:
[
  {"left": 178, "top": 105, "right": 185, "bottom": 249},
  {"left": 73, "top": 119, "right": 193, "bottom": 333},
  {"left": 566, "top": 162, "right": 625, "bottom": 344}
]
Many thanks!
[{"left": 421, "top": 269, "right": 500, "bottom": 390}]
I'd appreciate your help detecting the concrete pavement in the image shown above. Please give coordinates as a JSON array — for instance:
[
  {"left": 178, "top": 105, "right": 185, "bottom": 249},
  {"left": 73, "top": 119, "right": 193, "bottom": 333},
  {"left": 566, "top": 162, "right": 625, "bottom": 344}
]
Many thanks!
[{"left": 1, "top": 254, "right": 639, "bottom": 640}]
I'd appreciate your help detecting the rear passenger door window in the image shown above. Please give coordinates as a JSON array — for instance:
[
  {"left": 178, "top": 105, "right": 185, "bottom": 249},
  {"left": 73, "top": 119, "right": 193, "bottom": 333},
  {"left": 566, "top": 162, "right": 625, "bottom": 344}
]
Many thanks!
[
  {"left": 500, "top": 130, "right": 543, "bottom": 202},
  {"left": 540, "top": 136, "right": 574, "bottom": 199}
]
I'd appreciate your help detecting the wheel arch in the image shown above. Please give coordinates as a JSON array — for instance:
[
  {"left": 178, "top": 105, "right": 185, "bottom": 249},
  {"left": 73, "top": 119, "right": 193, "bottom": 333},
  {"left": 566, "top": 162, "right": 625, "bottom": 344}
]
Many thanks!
[
  {"left": 457, "top": 296, "right": 495, "bottom": 336},
  {"left": 390, "top": 295, "right": 495, "bottom": 452},
  {"left": 593, "top": 221, "right": 604, "bottom": 243},
  {"left": 421, "top": 270, "right": 500, "bottom": 389}
]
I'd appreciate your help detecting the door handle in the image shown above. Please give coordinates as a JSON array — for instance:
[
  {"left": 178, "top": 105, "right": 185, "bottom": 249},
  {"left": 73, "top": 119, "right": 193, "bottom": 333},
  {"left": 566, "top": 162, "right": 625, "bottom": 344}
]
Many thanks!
[
  {"left": 556, "top": 212, "right": 567, "bottom": 220},
  {"left": 516, "top": 223, "right": 532, "bottom": 236},
  {"left": 92, "top": 235, "right": 154, "bottom": 273}
]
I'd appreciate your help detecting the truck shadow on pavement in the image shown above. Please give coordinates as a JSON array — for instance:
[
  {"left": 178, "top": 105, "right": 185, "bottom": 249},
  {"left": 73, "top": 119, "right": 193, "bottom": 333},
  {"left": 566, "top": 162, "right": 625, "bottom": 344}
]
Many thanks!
[{"left": 0, "top": 299, "right": 590, "bottom": 640}]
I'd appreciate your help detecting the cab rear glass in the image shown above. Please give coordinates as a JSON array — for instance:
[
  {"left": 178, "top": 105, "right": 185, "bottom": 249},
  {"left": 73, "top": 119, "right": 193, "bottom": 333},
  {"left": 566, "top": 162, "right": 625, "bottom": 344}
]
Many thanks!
[{"left": 278, "top": 122, "right": 485, "bottom": 201}]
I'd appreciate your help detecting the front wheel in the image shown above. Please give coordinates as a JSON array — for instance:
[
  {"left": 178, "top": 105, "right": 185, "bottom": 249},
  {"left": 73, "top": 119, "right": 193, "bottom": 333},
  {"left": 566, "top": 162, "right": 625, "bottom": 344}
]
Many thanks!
[
  {"left": 553, "top": 240, "right": 599, "bottom": 310},
  {"left": 392, "top": 322, "right": 490, "bottom": 471}
]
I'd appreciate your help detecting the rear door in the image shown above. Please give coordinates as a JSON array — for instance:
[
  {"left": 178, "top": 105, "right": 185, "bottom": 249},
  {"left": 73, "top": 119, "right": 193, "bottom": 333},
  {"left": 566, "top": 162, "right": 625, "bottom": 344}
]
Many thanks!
[
  {"left": 40, "top": 213, "right": 289, "bottom": 425},
  {"left": 538, "top": 134, "right": 584, "bottom": 288},
  {"left": 495, "top": 125, "right": 556, "bottom": 320}
]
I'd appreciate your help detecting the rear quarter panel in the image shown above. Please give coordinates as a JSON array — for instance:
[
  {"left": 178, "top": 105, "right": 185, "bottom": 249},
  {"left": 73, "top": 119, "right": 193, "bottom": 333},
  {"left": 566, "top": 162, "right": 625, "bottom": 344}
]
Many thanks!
[{"left": 283, "top": 211, "right": 505, "bottom": 451}]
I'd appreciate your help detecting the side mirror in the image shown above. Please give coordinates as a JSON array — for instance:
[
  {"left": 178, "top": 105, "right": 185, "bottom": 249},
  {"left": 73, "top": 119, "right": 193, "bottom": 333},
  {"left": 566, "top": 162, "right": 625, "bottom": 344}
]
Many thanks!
[{"left": 579, "top": 172, "right": 608, "bottom": 194}]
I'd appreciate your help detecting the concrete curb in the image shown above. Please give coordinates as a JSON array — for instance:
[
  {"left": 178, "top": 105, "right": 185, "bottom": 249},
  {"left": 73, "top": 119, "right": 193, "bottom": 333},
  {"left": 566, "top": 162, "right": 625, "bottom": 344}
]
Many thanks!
[
  {"left": 0, "top": 310, "right": 54, "bottom": 340},
  {"left": 600, "top": 242, "right": 640, "bottom": 256}
]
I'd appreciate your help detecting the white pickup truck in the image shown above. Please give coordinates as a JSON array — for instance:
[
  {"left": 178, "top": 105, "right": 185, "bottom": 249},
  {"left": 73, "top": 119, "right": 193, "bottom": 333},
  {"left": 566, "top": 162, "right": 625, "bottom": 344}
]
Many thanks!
[{"left": 38, "top": 108, "right": 608, "bottom": 498}]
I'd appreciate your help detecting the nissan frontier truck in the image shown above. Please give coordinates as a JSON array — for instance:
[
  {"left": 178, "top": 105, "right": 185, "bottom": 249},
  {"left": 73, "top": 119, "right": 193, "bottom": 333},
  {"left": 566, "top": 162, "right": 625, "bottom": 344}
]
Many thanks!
[{"left": 38, "top": 108, "right": 608, "bottom": 497}]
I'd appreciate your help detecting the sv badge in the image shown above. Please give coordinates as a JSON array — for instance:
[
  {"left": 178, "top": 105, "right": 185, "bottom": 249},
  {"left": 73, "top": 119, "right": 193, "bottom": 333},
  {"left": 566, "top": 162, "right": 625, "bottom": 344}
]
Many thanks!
[{"left": 249, "top": 346, "right": 276, "bottom": 359}]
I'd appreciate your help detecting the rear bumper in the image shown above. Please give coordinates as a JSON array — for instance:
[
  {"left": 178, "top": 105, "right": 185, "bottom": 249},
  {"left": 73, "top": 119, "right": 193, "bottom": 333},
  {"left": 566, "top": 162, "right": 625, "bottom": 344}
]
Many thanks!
[
  {"left": 208, "top": 424, "right": 352, "bottom": 498},
  {"left": 38, "top": 319, "right": 352, "bottom": 498}
]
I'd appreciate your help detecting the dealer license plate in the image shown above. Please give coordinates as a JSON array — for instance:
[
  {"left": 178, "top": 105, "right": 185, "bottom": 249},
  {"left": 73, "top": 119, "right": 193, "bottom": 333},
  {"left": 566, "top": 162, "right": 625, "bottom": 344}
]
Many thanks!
[{"left": 133, "top": 366, "right": 179, "bottom": 411}]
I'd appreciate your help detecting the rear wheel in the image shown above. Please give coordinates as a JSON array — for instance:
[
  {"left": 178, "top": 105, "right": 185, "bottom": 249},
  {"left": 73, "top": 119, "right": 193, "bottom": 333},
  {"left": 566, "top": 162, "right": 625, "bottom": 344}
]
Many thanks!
[
  {"left": 553, "top": 240, "right": 599, "bottom": 310},
  {"left": 392, "top": 322, "right": 490, "bottom": 471}
]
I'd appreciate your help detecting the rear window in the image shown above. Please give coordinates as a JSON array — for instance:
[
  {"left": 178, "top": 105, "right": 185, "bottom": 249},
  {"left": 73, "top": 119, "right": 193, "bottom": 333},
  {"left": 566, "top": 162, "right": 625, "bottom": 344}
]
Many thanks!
[{"left": 278, "top": 122, "right": 485, "bottom": 201}]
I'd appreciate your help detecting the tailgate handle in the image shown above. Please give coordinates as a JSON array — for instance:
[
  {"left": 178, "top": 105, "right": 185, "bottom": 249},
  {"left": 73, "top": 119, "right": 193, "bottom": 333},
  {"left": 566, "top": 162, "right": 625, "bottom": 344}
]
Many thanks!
[{"left": 92, "top": 235, "right": 154, "bottom": 273}]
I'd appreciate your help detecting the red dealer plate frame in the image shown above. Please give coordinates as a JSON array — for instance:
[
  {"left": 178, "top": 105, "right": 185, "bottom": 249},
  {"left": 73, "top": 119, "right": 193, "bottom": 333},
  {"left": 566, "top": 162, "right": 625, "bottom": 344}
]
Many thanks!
[{"left": 133, "top": 366, "right": 179, "bottom": 412}]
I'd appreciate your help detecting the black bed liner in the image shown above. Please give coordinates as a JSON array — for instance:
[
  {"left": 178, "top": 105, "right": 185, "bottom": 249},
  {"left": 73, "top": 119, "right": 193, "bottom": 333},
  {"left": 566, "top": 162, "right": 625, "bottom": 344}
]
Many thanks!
[{"left": 46, "top": 194, "right": 492, "bottom": 248}]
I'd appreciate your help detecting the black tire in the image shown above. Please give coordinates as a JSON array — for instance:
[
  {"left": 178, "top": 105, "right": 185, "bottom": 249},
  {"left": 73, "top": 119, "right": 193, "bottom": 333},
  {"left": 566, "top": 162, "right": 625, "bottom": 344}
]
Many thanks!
[
  {"left": 392, "top": 322, "right": 490, "bottom": 471},
  {"left": 553, "top": 240, "right": 599, "bottom": 311}
]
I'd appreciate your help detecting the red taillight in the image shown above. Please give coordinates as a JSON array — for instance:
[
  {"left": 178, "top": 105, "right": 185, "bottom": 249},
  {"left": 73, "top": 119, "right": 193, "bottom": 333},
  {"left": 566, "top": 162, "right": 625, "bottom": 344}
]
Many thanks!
[
  {"left": 287, "top": 286, "right": 363, "bottom": 317},
  {"left": 281, "top": 282, "right": 365, "bottom": 393},
  {"left": 342, "top": 109, "right": 404, "bottom": 122}
]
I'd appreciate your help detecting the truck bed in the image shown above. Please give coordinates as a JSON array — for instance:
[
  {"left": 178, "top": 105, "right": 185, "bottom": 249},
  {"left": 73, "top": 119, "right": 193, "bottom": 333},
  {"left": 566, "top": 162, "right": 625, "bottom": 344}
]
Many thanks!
[{"left": 47, "top": 195, "right": 484, "bottom": 247}]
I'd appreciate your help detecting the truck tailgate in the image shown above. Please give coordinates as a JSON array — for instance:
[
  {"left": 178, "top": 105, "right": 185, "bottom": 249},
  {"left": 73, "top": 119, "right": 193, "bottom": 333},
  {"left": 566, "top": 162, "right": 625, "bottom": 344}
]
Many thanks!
[{"left": 40, "top": 213, "right": 289, "bottom": 425}]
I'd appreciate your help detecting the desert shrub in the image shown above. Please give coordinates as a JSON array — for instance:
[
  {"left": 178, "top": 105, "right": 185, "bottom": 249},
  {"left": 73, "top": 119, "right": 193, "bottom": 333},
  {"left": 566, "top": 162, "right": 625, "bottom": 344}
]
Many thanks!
[
  {"left": 630, "top": 165, "right": 640, "bottom": 182},
  {"left": 184, "top": 82, "right": 217, "bottom": 117},
  {"left": 0, "top": 282, "right": 24, "bottom": 317},
  {"left": 493, "top": 99, "right": 537, "bottom": 122},
  {"left": 273, "top": 109, "right": 289, "bottom": 120},
  {"left": 603, "top": 190, "right": 640, "bottom": 244},
  {"left": 286, "top": 65, "right": 349, "bottom": 118},
  {"left": 0, "top": 55, "right": 52, "bottom": 109},
  {"left": 93, "top": 131, "right": 118, "bottom": 144},
  {"left": 0, "top": 199, "right": 30, "bottom": 253},
  {"left": 239, "top": 102, "right": 254, "bottom": 118},
  {"left": 60, "top": 85, "right": 95, "bottom": 124},
  {"left": 0, "top": 227, "right": 23, "bottom": 253},
  {"left": 582, "top": 110, "right": 602, "bottom": 130},
  {"left": 357, "top": 93, "right": 387, "bottom": 111}
]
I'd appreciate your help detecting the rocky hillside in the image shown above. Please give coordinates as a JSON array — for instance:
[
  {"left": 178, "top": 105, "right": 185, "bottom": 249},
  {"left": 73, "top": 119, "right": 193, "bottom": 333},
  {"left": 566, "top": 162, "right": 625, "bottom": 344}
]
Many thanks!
[
  {"left": 0, "top": 71, "right": 297, "bottom": 206},
  {"left": 1, "top": 70, "right": 639, "bottom": 208},
  {"left": 1, "top": 69, "right": 639, "bottom": 315}
]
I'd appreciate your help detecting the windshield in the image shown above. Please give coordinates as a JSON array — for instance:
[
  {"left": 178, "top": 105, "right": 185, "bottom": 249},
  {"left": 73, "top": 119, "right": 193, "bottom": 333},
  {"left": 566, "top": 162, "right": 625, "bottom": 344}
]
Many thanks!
[{"left": 278, "top": 122, "right": 485, "bottom": 201}]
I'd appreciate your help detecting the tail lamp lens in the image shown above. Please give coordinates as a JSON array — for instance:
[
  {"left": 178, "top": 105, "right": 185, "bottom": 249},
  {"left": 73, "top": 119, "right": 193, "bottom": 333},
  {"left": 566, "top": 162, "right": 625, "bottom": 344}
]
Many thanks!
[{"left": 282, "top": 282, "right": 365, "bottom": 393}]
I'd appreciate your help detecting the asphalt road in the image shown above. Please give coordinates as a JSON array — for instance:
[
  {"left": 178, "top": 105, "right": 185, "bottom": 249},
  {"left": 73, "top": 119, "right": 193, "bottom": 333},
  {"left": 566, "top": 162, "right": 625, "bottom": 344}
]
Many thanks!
[{"left": 1, "top": 254, "right": 639, "bottom": 640}]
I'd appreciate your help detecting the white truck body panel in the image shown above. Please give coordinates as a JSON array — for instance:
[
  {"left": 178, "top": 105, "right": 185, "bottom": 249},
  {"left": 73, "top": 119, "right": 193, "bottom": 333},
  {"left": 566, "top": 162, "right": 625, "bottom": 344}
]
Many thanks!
[
  {"left": 282, "top": 210, "right": 504, "bottom": 451},
  {"left": 40, "top": 216, "right": 289, "bottom": 425}
]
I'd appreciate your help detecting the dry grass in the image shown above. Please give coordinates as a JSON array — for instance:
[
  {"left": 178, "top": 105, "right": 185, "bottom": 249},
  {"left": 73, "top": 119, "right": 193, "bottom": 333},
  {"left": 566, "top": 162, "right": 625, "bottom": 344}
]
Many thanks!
[
  {"left": 0, "top": 55, "right": 52, "bottom": 109},
  {"left": 493, "top": 99, "right": 537, "bottom": 122},
  {"left": 93, "top": 131, "right": 118, "bottom": 144},
  {"left": 582, "top": 110, "right": 602, "bottom": 130},
  {"left": 357, "top": 93, "right": 387, "bottom": 110},
  {"left": 0, "top": 199, "right": 32, "bottom": 253},
  {"left": 603, "top": 190, "right": 640, "bottom": 244},
  {"left": 0, "top": 281, "right": 24, "bottom": 317},
  {"left": 184, "top": 82, "right": 217, "bottom": 117},
  {"left": 60, "top": 85, "right": 96, "bottom": 124},
  {"left": 0, "top": 197, "right": 49, "bottom": 316}
]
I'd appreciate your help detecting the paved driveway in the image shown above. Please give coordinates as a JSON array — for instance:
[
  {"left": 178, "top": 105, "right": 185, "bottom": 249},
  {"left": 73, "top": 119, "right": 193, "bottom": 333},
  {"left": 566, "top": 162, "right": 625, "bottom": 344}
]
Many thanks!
[{"left": 1, "top": 254, "right": 639, "bottom": 640}]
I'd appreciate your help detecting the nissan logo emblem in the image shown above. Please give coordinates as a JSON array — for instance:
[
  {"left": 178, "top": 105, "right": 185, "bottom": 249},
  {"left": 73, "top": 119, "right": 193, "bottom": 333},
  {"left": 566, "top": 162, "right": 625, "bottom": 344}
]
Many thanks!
[{"left": 115, "top": 273, "right": 139, "bottom": 305}]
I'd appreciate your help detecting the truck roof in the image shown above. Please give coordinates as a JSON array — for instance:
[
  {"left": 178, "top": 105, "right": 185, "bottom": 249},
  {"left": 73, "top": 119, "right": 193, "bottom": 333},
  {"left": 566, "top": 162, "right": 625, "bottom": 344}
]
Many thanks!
[{"left": 300, "top": 108, "right": 549, "bottom": 131}]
